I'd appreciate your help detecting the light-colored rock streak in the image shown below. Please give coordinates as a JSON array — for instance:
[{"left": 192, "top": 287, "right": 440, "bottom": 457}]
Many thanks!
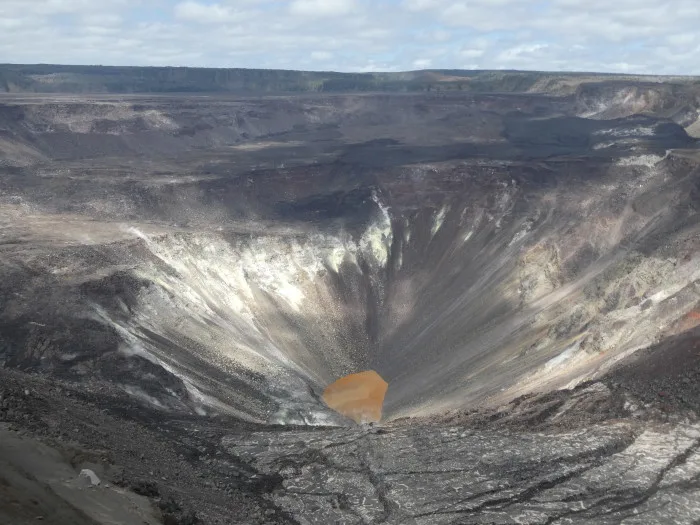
[{"left": 97, "top": 212, "right": 395, "bottom": 424}]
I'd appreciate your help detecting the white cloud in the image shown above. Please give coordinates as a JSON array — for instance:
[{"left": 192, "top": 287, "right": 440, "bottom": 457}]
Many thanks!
[
  {"left": 667, "top": 33, "right": 696, "bottom": 46},
  {"left": 497, "top": 43, "right": 549, "bottom": 62},
  {"left": 412, "top": 58, "right": 432, "bottom": 69},
  {"left": 459, "top": 49, "right": 484, "bottom": 59},
  {"left": 403, "top": 0, "right": 443, "bottom": 11},
  {"left": 1, "top": 0, "right": 130, "bottom": 16},
  {"left": 174, "top": 2, "right": 244, "bottom": 24},
  {"left": 311, "top": 51, "right": 333, "bottom": 61},
  {"left": 0, "top": 18, "right": 25, "bottom": 30},
  {"left": 82, "top": 14, "right": 123, "bottom": 26},
  {"left": 289, "top": 0, "right": 356, "bottom": 17},
  {"left": 419, "top": 29, "right": 451, "bottom": 43}
]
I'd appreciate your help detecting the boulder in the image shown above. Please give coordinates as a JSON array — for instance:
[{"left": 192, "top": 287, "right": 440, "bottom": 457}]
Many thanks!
[{"left": 78, "top": 469, "right": 101, "bottom": 487}]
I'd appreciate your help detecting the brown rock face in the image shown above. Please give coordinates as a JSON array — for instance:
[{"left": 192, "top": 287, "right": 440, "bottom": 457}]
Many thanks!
[{"left": 322, "top": 371, "right": 389, "bottom": 424}]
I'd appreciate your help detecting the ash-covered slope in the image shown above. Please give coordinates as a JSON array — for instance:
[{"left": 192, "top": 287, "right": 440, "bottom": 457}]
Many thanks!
[{"left": 1, "top": 87, "right": 699, "bottom": 429}]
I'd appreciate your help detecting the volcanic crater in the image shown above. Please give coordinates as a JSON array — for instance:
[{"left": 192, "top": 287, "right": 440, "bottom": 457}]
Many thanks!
[{"left": 3, "top": 67, "right": 700, "bottom": 524}]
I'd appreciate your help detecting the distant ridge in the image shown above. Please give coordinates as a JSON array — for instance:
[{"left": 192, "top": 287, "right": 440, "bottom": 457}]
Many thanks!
[{"left": 0, "top": 63, "right": 696, "bottom": 95}]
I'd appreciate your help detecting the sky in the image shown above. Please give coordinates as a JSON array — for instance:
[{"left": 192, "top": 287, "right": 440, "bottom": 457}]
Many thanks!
[{"left": 1, "top": 0, "right": 699, "bottom": 75}]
